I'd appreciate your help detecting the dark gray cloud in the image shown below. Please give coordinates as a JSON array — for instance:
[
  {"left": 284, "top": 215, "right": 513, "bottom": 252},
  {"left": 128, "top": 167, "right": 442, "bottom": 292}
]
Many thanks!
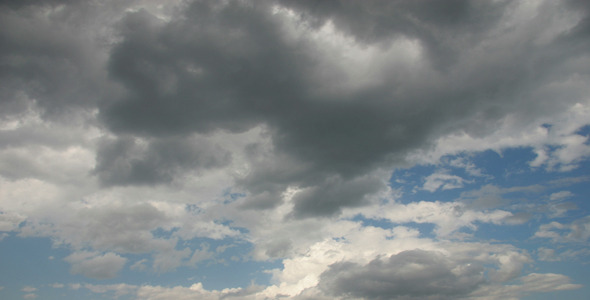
[
  {"left": 99, "top": 0, "right": 589, "bottom": 216},
  {"left": 3, "top": 0, "right": 588, "bottom": 218},
  {"left": 290, "top": 175, "right": 386, "bottom": 218},
  {"left": 93, "top": 135, "right": 231, "bottom": 186},
  {"left": 318, "top": 250, "right": 484, "bottom": 300},
  {"left": 0, "top": 0, "right": 117, "bottom": 120}
]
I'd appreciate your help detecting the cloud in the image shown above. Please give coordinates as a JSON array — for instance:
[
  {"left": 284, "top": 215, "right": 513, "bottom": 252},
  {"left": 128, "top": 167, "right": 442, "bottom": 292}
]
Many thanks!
[
  {"left": 422, "top": 171, "right": 467, "bottom": 192},
  {"left": 83, "top": 283, "right": 137, "bottom": 297},
  {"left": 0, "top": 0, "right": 589, "bottom": 299},
  {"left": 550, "top": 190, "right": 574, "bottom": 201},
  {"left": 318, "top": 249, "right": 484, "bottom": 299},
  {"left": 355, "top": 199, "right": 511, "bottom": 237},
  {"left": 64, "top": 251, "right": 127, "bottom": 279},
  {"left": 92, "top": 135, "right": 231, "bottom": 187},
  {"left": 534, "top": 215, "right": 590, "bottom": 243},
  {"left": 21, "top": 286, "right": 36, "bottom": 293},
  {"left": 93, "top": 0, "right": 589, "bottom": 218},
  {"left": 470, "top": 273, "right": 582, "bottom": 300},
  {"left": 0, "top": 211, "right": 25, "bottom": 231}
]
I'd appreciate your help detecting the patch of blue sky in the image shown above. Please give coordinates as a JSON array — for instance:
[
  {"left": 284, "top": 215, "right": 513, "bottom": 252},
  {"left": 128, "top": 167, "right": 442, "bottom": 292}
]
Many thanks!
[
  {"left": 471, "top": 222, "right": 533, "bottom": 244},
  {"left": 222, "top": 188, "right": 247, "bottom": 205},
  {"left": 574, "top": 124, "right": 590, "bottom": 138},
  {"left": 0, "top": 234, "right": 74, "bottom": 299}
]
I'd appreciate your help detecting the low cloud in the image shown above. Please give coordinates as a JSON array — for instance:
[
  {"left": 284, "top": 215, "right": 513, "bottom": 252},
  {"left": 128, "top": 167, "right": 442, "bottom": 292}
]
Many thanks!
[{"left": 319, "top": 249, "right": 484, "bottom": 299}]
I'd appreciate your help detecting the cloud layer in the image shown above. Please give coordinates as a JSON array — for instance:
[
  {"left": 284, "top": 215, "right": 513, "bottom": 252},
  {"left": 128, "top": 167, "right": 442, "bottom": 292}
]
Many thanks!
[{"left": 0, "top": 0, "right": 589, "bottom": 299}]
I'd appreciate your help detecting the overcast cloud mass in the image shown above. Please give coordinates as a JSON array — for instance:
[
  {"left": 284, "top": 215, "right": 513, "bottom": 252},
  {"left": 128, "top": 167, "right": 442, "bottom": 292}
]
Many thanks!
[{"left": 1, "top": 0, "right": 590, "bottom": 299}]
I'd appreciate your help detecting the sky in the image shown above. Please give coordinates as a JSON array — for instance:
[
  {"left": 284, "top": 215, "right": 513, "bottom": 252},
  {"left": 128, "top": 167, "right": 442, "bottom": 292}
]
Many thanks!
[{"left": 0, "top": 0, "right": 590, "bottom": 299}]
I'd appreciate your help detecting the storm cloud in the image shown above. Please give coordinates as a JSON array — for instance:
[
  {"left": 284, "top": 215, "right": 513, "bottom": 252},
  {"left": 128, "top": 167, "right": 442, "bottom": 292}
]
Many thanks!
[{"left": 91, "top": 0, "right": 590, "bottom": 216}]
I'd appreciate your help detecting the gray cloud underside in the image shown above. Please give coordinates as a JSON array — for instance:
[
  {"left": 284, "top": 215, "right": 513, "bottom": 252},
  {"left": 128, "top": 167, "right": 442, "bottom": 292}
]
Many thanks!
[
  {"left": 2, "top": 0, "right": 589, "bottom": 217},
  {"left": 318, "top": 249, "right": 484, "bottom": 300}
]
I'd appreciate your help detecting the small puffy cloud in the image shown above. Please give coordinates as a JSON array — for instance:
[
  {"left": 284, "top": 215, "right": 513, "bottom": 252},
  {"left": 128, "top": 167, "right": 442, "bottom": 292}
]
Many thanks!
[
  {"left": 64, "top": 251, "right": 127, "bottom": 279},
  {"left": 23, "top": 294, "right": 37, "bottom": 299}
]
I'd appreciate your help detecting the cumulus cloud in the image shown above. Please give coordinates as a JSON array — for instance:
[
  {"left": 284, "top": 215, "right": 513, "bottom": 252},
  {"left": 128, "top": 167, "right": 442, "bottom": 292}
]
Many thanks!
[{"left": 0, "top": 0, "right": 589, "bottom": 299}]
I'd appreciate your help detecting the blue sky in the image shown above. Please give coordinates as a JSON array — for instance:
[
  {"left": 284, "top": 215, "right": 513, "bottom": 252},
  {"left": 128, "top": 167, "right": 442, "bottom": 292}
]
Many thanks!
[{"left": 1, "top": 0, "right": 590, "bottom": 299}]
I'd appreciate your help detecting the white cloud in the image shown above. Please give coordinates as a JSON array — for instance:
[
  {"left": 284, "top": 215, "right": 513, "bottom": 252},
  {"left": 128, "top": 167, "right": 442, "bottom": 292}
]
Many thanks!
[
  {"left": 446, "top": 156, "right": 487, "bottom": 177},
  {"left": 130, "top": 259, "right": 148, "bottom": 272},
  {"left": 422, "top": 171, "right": 467, "bottom": 192},
  {"left": 83, "top": 283, "right": 137, "bottom": 297},
  {"left": 470, "top": 273, "right": 582, "bottom": 300},
  {"left": 412, "top": 102, "right": 590, "bottom": 171},
  {"left": 64, "top": 251, "right": 127, "bottom": 279},
  {"left": 134, "top": 283, "right": 255, "bottom": 300},
  {"left": 534, "top": 216, "right": 590, "bottom": 243},
  {"left": 354, "top": 200, "right": 511, "bottom": 237},
  {"left": 21, "top": 286, "right": 36, "bottom": 293},
  {"left": 0, "top": 211, "right": 24, "bottom": 231},
  {"left": 550, "top": 190, "right": 574, "bottom": 201},
  {"left": 152, "top": 247, "right": 191, "bottom": 273}
]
